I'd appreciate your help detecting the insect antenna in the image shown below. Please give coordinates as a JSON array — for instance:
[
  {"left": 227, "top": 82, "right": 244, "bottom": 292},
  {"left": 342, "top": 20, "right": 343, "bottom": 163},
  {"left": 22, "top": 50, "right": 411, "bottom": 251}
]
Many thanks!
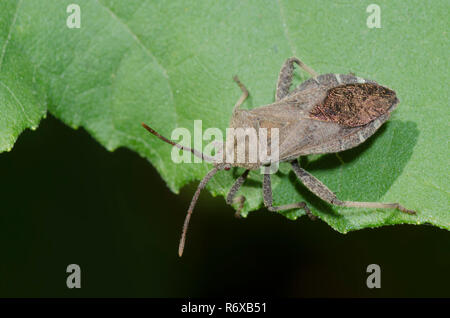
[
  {"left": 142, "top": 122, "right": 228, "bottom": 256},
  {"left": 141, "top": 123, "right": 215, "bottom": 162},
  {"left": 178, "top": 166, "right": 219, "bottom": 257}
]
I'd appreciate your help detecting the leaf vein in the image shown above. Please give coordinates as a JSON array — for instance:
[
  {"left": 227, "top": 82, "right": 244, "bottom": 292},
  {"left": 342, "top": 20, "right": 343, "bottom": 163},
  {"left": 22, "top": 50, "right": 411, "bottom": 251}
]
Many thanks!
[
  {"left": 277, "top": 0, "right": 297, "bottom": 57},
  {"left": 0, "top": 79, "right": 34, "bottom": 125},
  {"left": 95, "top": 0, "right": 177, "bottom": 128},
  {"left": 0, "top": 0, "right": 21, "bottom": 72}
]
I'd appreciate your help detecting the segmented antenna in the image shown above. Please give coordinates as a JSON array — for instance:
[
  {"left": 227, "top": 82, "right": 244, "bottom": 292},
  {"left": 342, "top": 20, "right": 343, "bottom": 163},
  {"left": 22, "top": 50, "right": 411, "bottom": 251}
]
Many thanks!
[
  {"left": 141, "top": 123, "right": 215, "bottom": 162},
  {"left": 142, "top": 123, "right": 224, "bottom": 257},
  {"left": 178, "top": 166, "right": 219, "bottom": 257}
]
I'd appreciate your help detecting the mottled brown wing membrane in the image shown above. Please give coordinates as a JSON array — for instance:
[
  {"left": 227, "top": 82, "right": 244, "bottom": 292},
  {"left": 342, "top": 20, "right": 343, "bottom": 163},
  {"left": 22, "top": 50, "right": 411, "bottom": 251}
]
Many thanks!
[
  {"left": 309, "top": 83, "right": 398, "bottom": 127},
  {"left": 231, "top": 76, "right": 399, "bottom": 164}
]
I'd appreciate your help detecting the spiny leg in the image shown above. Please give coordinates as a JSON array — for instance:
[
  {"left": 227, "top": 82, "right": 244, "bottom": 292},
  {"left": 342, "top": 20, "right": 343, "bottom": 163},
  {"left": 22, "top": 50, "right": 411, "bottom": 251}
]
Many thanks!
[
  {"left": 276, "top": 57, "right": 319, "bottom": 101},
  {"left": 226, "top": 169, "right": 250, "bottom": 218},
  {"left": 263, "top": 173, "right": 317, "bottom": 220},
  {"left": 232, "top": 75, "right": 249, "bottom": 112},
  {"left": 290, "top": 160, "right": 416, "bottom": 215}
]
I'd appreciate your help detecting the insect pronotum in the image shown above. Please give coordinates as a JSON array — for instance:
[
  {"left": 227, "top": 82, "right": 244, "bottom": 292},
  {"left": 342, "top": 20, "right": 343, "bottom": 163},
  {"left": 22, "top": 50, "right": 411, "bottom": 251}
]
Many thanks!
[{"left": 142, "top": 57, "right": 416, "bottom": 257}]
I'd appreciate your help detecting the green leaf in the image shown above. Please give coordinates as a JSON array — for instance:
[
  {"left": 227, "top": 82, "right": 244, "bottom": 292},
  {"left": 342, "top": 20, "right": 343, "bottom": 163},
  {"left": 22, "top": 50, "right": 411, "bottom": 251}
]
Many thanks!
[
  {"left": 0, "top": 0, "right": 448, "bottom": 232},
  {"left": 0, "top": 0, "right": 46, "bottom": 152}
]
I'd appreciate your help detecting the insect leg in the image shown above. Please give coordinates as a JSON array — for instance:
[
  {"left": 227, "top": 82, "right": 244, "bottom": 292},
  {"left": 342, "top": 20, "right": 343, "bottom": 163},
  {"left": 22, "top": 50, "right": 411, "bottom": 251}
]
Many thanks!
[
  {"left": 232, "top": 196, "right": 246, "bottom": 218},
  {"left": 291, "top": 160, "right": 416, "bottom": 215},
  {"left": 232, "top": 75, "right": 249, "bottom": 112},
  {"left": 276, "top": 57, "right": 318, "bottom": 101},
  {"left": 226, "top": 169, "right": 250, "bottom": 217},
  {"left": 263, "top": 172, "right": 317, "bottom": 220}
]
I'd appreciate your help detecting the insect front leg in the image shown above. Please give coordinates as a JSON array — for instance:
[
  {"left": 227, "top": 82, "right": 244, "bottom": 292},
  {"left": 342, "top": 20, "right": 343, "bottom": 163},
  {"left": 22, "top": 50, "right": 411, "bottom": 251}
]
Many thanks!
[
  {"left": 290, "top": 160, "right": 416, "bottom": 215},
  {"left": 226, "top": 169, "right": 250, "bottom": 217},
  {"left": 263, "top": 172, "right": 317, "bottom": 220},
  {"left": 232, "top": 75, "right": 249, "bottom": 112},
  {"left": 276, "top": 57, "right": 318, "bottom": 101}
]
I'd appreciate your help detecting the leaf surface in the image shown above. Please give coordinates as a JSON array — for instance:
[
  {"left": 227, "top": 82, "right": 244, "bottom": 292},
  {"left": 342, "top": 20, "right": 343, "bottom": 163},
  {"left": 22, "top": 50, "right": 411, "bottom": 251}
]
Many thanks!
[{"left": 0, "top": 0, "right": 448, "bottom": 231}]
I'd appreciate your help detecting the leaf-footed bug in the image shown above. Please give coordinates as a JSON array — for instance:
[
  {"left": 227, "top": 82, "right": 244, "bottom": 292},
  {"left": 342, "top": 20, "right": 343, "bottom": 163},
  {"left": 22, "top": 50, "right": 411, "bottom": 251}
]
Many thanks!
[{"left": 142, "top": 57, "right": 416, "bottom": 257}]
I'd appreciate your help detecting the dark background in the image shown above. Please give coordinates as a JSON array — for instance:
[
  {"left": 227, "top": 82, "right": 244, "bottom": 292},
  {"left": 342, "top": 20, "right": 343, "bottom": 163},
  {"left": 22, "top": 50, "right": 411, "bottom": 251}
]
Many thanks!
[{"left": 0, "top": 115, "right": 448, "bottom": 297}]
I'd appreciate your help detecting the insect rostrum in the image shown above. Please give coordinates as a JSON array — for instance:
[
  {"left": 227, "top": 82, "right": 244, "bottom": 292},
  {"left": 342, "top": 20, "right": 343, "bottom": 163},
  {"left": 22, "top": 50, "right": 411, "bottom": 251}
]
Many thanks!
[{"left": 142, "top": 57, "right": 416, "bottom": 257}]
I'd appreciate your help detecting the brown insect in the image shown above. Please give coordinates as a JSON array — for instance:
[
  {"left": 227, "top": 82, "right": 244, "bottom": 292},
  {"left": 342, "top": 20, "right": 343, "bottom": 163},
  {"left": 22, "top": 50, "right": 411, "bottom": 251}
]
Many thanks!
[{"left": 142, "top": 57, "right": 416, "bottom": 257}]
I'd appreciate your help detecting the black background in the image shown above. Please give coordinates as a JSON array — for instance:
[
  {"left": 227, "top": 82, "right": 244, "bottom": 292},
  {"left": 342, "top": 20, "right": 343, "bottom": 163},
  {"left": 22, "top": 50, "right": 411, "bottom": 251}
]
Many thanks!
[{"left": 0, "top": 115, "right": 448, "bottom": 297}]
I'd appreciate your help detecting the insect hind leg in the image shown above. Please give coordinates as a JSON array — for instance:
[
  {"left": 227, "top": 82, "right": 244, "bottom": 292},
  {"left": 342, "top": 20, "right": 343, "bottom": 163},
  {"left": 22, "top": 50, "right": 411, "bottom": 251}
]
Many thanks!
[
  {"left": 338, "top": 201, "right": 416, "bottom": 214},
  {"left": 290, "top": 160, "right": 416, "bottom": 215}
]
